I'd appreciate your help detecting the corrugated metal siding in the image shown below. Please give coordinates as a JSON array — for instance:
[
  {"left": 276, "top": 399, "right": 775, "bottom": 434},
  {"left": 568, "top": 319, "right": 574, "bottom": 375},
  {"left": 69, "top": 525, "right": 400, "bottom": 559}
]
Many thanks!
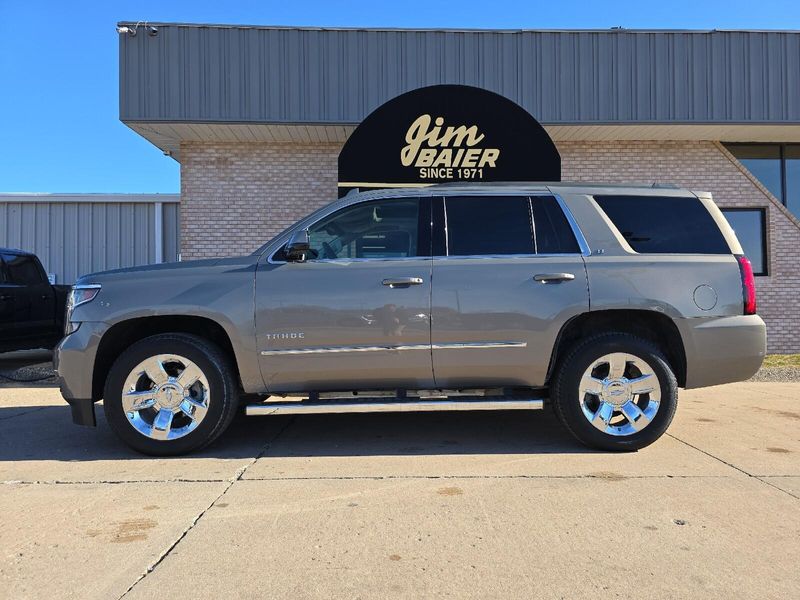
[
  {"left": 0, "top": 200, "right": 181, "bottom": 284},
  {"left": 120, "top": 27, "right": 800, "bottom": 125}
]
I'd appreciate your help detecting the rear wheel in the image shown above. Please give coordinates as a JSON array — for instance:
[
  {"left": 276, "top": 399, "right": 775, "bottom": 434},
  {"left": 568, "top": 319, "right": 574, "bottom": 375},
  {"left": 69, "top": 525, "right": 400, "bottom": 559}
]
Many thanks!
[
  {"left": 103, "top": 333, "right": 238, "bottom": 455},
  {"left": 552, "top": 333, "right": 677, "bottom": 451}
]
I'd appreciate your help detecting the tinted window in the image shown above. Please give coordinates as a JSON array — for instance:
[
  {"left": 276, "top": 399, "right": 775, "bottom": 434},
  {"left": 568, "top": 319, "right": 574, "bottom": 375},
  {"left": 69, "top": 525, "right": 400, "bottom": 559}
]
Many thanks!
[
  {"left": 307, "top": 199, "right": 423, "bottom": 260},
  {"left": 726, "top": 144, "right": 783, "bottom": 201},
  {"left": 445, "top": 196, "right": 533, "bottom": 256},
  {"left": 0, "top": 258, "right": 7, "bottom": 284},
  {"left": 785, "top": 145, "right": 800, "bottom": 218},
  {"left": 593, "top": 195, "right": 729, "bottom": 254},
  {"left": 725, "top": 143, "right": 800, "bottom": 219},
  {"left": 1, "top": 254, "right": 43, "bottom": 285},
  {"left": 722, "top": 209, "right": 767, "bottom": 276},
  {"left": 532, "top": 196, "right": 580, "bottom": 254}
]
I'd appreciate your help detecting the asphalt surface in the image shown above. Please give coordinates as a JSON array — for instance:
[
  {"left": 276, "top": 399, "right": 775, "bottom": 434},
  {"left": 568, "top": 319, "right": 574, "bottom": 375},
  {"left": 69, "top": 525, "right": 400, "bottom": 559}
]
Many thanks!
[
  {"left": 0, "top": 383, "right": 798, "bottom": 599},
  {"left": 0, "top": 350, "right": 56, "bottom": 385}
]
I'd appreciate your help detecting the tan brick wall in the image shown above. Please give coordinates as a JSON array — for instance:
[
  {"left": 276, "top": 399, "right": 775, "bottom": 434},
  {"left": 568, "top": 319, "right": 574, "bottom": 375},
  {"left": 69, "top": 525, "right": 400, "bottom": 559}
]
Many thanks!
[
  {"left": 180, "top": 142, "right": 340, "bottom": 259},
  {"left": 180, "top": 140, "right": 800, "bottom": 353}
]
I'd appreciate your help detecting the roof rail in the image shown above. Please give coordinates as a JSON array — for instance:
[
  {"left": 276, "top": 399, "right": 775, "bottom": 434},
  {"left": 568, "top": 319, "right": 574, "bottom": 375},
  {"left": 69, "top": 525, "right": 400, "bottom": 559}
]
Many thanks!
[{"left": 426, "top": 181, "right": 681, "bottom": 189}]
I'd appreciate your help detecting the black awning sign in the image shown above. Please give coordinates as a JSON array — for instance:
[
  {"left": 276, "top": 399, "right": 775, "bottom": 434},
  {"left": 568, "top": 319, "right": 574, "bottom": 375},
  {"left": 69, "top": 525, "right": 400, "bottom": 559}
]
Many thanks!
[{"left": 338, "top": 84, "right": 560, "bottom": 197}]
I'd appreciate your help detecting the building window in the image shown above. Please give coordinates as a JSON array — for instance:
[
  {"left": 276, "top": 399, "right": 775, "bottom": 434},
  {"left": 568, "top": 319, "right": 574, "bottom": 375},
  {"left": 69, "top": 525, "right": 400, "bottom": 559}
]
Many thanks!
[
  {"left": 725, "top": 143, "right": 800, "bottom": 218},
  {"left": 785, "top": 146, "right": 800, "bottom": 218},
  {"left": 721, "top": 209, "right": 767, "bottom": 276}
]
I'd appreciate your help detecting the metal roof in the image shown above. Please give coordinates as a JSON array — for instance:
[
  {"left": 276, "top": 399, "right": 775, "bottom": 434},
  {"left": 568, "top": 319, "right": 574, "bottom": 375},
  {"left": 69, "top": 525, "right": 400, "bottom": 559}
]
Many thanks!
[
  {"left": 0, "top": 193, "right": 180, "bottom": 203},
  {"left": 120, "top": 24, "right": 800, "bottom": 126},
  {"left": 118, "top": 24, "right": 800, "bottom": 158},
  {"left": 118, "top": 22, "right": 800, "bottom": 34}
]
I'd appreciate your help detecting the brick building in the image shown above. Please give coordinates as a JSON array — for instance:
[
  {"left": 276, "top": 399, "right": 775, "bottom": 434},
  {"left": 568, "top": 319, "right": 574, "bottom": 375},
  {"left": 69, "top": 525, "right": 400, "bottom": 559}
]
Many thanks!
[{"left": 118, "top": 24, "right": 800, "bottom": 352}]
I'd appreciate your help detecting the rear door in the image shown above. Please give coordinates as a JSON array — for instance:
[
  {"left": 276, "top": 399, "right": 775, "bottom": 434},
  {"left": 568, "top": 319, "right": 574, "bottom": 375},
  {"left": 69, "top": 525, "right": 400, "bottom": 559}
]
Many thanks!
[
  {"left": 256, "top": 196, "right": 435, "bottom": 392},
  {"left": 430, "top": 194, "right": 589, "bottom": 388}
]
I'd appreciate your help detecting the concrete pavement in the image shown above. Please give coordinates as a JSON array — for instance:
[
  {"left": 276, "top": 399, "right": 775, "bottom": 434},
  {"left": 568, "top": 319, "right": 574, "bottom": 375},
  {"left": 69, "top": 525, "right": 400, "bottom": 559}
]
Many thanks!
[{"left": 1, "top": 383, "right": 798, "bottom": 599}]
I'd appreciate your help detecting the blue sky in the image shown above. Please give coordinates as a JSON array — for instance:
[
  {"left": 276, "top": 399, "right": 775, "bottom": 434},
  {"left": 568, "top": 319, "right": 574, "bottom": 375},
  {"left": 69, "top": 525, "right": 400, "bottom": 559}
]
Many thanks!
[{"left": 1, "top": 0, "right": 798, "bottom": 193}]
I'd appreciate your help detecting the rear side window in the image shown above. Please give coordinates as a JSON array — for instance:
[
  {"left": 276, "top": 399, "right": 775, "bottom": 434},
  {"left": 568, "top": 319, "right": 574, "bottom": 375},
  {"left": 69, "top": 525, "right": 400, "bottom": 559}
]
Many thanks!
[
  {"left": 532, "top": 196, "right": 581, "bottom": 254},
  {"left": 593, "top": 195, "right": 730, "bottom": 254},
  {"left": 445, "top": 196, "right": 534, "bottom": 256},
  {"left": 1, "top": 253, "right": 43, "bottom": 285}
]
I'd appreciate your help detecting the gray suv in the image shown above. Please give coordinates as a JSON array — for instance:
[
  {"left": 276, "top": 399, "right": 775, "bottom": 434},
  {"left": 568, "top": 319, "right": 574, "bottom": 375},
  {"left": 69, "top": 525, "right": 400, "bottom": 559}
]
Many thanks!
[{"left": 55, "top": 183, "right": 766, "bottom": 455}]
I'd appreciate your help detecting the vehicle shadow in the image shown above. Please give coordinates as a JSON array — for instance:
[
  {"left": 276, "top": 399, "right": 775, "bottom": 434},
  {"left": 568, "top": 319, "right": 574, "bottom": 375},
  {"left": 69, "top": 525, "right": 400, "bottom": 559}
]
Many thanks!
[
  {"left": 0, "top": 404, "right": 598, "bottom": 462},
  {"left": 0, "top": 349, "right": 53, "bottom": 368}
]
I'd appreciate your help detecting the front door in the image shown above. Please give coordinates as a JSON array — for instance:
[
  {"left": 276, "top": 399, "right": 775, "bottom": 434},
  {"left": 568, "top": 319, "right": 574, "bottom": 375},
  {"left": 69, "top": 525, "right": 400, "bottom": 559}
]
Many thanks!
[
  {"left": 1, "top": 253, "right": 52, "bottom": 342},
  {"left": 430, "top": 194, "right": 590, "bottom": 388},
  {"left": 0, "top": 257, "right": 17, "bottom": 344},
  {"left": 255, "top": 197, "right": 434, "bottom": 392}
]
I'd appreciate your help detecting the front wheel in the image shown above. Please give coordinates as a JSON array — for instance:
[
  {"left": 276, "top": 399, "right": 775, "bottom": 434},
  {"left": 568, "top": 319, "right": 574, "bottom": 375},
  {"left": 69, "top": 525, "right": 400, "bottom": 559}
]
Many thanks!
[
  {"left": 551, "top": 333, "right": 678, "bottom": 451},
  {"left": 103, "top": 333, "right": 239, "bottom": 455}
]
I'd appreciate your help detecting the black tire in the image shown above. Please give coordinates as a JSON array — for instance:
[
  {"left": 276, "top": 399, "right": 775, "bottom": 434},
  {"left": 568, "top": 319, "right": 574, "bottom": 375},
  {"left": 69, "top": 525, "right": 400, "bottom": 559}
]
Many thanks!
[
  {"left": 551, "top": 333, "right": 677, "bottom": 451},
  {"left": 103, "top": 333, "right": 239, "bottom": 456}
]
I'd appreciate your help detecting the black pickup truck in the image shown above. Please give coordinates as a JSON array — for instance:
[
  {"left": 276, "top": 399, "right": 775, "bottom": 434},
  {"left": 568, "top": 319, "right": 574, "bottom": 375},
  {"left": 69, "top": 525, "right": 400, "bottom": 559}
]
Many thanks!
[{"left": 0, "top": 248, "right": 69, "bottom": 352}]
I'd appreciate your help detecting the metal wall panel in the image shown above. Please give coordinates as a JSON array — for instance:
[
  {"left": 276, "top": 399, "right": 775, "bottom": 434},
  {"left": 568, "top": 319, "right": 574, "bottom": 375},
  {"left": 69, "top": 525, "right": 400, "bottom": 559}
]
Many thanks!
[
  {"left": 0, "top": 197, "right": 180, "bottom": 284},
  {"left": 163, "top": 202, "right": 180, "bottom": 262},
  {"left": 119, "top": 25, "right": 800, "bottom": 125}
]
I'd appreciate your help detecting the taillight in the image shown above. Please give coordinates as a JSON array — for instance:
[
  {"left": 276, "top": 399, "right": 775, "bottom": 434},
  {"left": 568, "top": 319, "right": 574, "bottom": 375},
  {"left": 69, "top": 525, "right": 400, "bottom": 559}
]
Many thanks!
[{"left": 736, "top": 255, "right": 757, "bottom": 315}]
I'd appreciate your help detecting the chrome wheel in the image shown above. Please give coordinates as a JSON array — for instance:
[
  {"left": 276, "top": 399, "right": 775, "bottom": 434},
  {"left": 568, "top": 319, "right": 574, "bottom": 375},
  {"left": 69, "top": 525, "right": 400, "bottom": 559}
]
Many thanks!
[
  {"left": 121, "top": 354, "right": 210, "bottom": 441},
  {"left": 578, "top": 352, "right": 661, "bottom": 437}
]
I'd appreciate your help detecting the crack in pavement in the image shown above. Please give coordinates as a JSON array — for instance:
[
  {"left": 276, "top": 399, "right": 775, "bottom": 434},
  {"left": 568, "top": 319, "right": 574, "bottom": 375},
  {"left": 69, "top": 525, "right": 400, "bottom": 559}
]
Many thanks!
[
  {"left": 0, "top": 406, "right": 49, "bottom": 420},
  {"left": 666, "top": 433, "right": 799, "bottom": 501},
  {"left": 116, "top": 416, "right": 296, "bottom": 600},
  {"left": 756, "top": 478, "right": 800, "bottom": 500}
]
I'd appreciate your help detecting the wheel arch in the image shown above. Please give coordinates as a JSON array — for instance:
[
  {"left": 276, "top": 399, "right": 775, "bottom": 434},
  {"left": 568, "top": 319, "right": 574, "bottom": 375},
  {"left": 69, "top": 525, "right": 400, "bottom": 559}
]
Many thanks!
[
  {"left": 546, "top": 309, "right": 687, "bottom": 388},
  {"left": 92, "top": 315, "right": 240, "bottom": 400}
]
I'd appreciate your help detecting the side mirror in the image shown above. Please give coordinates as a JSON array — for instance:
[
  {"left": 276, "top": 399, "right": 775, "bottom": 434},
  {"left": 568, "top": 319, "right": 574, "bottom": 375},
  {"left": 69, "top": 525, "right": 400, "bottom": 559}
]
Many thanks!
[{"left": 285, "top": 229, "right": 310, "bottom": 262}]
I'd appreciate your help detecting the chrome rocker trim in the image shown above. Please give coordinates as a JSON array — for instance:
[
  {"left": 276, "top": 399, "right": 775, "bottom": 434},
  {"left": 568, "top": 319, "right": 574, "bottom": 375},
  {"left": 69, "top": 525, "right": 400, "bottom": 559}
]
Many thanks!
[
  {"left": 246, "top": 396, "right": 545, "bottom": 416},
  {"left": 260, "top": 341, "right": 527, "bottom": 356}
]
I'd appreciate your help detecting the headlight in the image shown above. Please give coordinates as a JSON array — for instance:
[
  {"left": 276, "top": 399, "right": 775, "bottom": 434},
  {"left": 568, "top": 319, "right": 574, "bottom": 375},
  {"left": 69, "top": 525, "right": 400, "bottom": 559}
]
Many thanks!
[{"left": 65, "top": 284, "right": 101, "bottom": 334}]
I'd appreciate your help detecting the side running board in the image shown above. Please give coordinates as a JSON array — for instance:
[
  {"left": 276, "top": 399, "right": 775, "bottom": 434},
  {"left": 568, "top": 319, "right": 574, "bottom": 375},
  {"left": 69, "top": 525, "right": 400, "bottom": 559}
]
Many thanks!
[{"left": 245, "top": 396, "right": 545, "bottom": 416}]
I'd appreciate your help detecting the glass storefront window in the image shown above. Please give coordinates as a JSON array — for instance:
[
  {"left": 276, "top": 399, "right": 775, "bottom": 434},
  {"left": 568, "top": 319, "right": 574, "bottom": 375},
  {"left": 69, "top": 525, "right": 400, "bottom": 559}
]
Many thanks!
[
  {"left": 726, "top": 143, "right": 800, "bottom": 219},
  {"left": 721, "top": 209, "right": 767, "bottom": 276},
  {"left": 785, "top": 145, "right": 800, "bottom": 219},
  {"left": 726, "top": 144, "right": 783, "bottom": 201}
]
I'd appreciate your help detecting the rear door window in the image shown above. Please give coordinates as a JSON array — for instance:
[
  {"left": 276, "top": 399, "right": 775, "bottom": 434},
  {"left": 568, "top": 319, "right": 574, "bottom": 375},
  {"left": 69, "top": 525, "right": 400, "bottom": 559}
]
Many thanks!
[
  {"left": 1, "top": 254, "right": 44, "bottom": 285},
  {"left": 444, "top": 196, "right": 534, "bottom": 256},
  {"left": 442, "top": 195, "right": 581, "bottom": 256},
  {"left": 593, "top": 195, "right": 729, "bottom": 254}
]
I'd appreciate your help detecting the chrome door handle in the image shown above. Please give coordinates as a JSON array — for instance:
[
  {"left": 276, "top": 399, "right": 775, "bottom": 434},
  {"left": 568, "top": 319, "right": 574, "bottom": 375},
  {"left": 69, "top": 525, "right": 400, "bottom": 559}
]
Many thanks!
[
  {"left": 382, "top": 277, "right": 424, "bottom": 288},
  {"left": 533, "top": 273, "right": 575, "bottom": 283}
]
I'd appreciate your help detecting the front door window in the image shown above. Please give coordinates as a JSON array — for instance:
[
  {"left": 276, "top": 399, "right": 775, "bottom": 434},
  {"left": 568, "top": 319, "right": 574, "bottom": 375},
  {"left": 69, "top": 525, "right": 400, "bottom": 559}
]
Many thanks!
[{"left": 308, "top": 199, "right": 423, "bottom": 260}]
